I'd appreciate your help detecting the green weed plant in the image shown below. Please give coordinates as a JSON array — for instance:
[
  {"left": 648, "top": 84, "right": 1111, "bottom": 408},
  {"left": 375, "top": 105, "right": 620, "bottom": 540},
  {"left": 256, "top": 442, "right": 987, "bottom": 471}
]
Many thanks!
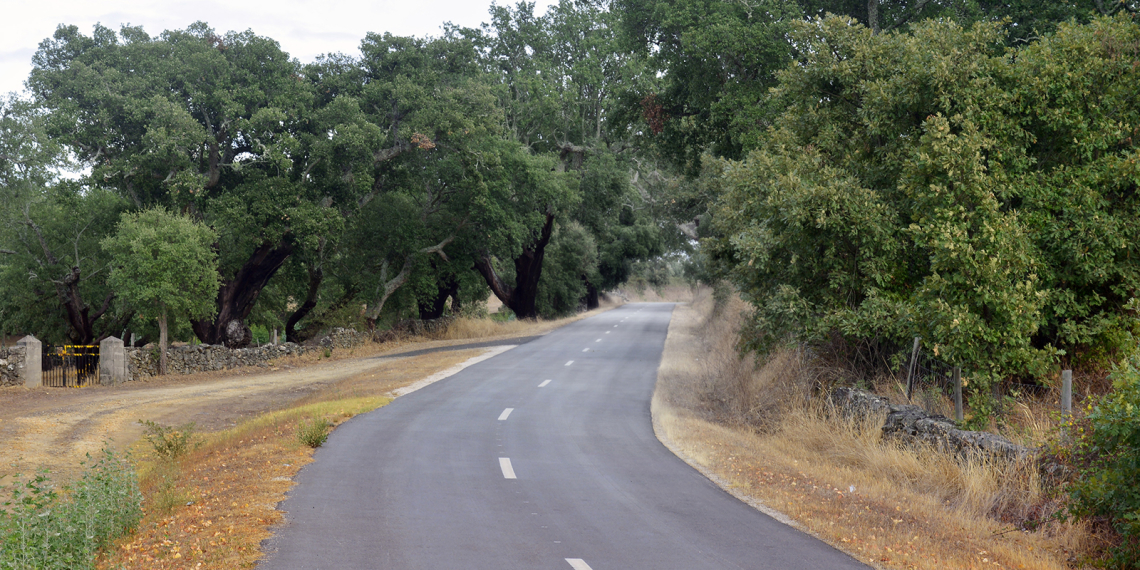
[
  {"left": 138, "top": 420, "right": 200, "bottom": 461},
  {"left": 1064, "top": 358, "right": 1140, "bottom": 568},
  {"left": 0, "top": 447, "right": 142, "bottom": 570},
  {"left": 297, "top": 418, "right": 332, "bottom": 448}
]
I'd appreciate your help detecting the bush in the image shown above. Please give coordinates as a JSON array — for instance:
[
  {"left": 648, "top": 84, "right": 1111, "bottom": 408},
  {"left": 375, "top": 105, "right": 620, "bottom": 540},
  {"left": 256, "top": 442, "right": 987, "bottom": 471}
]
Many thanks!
[
  {"left": 297, "top": 418, "right": 331, "bottom": 448},
  {"left": 0, "top": 447, "right": 143, "bottom": 570},
  {"left": 1066, "top": 357, "right": 1140, "bottom": 567},
  {"left": 138, "top": 420, "right": 200, "bottom": 461}
]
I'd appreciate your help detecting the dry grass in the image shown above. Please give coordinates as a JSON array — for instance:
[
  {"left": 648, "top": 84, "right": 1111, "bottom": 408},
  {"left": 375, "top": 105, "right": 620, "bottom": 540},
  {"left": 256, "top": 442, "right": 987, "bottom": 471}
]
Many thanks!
[
  {"left": 440, "top": 299, "right": 622, "bottom": 341},
  {"left": 653, "top": 289, "right": 1091, "bottom": 569},
  {"left": 620, "top": 282, "right": 699, "bottom": 303}
]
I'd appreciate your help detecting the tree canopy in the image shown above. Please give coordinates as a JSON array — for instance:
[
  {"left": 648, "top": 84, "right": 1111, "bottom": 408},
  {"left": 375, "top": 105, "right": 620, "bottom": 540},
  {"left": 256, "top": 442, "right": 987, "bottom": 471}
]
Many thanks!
[{"left": 102, "top": 207, "right": 219, "bottom": 374}]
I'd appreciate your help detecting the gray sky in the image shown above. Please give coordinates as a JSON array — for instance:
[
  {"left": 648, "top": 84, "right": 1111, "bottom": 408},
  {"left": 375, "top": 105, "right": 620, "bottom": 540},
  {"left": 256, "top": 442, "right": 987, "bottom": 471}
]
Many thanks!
[{"left": 2, "top": 0, "right": 559, "bottom": 97}]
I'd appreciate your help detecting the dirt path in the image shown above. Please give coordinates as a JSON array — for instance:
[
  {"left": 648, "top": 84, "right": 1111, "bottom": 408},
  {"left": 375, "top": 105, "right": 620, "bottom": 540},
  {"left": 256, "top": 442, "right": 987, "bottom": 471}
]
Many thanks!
[{"left": 0, "top": 340, "right": 528, "bottom": 480}]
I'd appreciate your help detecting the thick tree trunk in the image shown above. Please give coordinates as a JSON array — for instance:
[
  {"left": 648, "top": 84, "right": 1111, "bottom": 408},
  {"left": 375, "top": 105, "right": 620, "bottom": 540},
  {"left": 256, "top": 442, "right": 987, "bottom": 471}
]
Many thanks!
[
  {"left": 191, "top": 240, "right": 294, "bottom": 348},
  {"left": 291, "top": 287, "right": 358, "bottom": 343},
  {"left": 418, "top": 276, "right": 459, "bottom": 320},
  {"left": 868, "top": 0, "right": 880, "bottom": 34},
  {"left": 473, "top": 213, "right": 555, "bottom": 320},
  {"left": 158, "top": 308, "right": 168, "bottom": 376},
  {"left": 284, "top": 265, "right": 323, "bottom": 343},
  {"left": 583, "top": 278, "right": 600, "bottom": 310}
]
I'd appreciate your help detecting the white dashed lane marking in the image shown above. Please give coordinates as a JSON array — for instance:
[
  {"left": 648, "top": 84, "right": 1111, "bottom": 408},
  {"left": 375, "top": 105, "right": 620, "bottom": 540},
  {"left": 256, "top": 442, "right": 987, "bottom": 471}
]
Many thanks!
[
  {"left": 582, "top": 347, "right": 589, "bottom": 352},
  {"left": 499, "top": 458, "right": 517, "bottom": 479},
  {"left": 595, "top": 339, "right": 601, "bottom": 342},
  {"left": 538, "top": 379, "right": 552, "bottom": 387},
  {"left": 566, "top": 559, "right": 593, "bottom": 570},
  {"left": 565, "top": 360, "right": 574, "bottom": 366},
  {"left": 498, "top": 408, "right": 513, "bottom": 421}
]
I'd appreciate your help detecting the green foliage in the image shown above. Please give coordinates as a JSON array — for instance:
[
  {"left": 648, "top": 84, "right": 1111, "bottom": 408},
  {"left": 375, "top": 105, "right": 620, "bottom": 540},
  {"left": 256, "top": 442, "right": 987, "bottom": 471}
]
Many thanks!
[
  {"left": 1065, "top": 359, "right": 1140, "bottom": 567},
  {"left": 536, "top": 222, "right": 597, "bottom": 318},
  {"left": 138, "top": 419, "right": 201, "bottom": 462},
  {"left": 0, "top": 447, "right": 143, "bottom": 570},
  {"left": 707, "top": 15, "right": 1140, "bottom": 407},
  {"left": 103, "top": 208, "right": 220, "bottom": 325},
  {"left": 250, "top": 324, "right": 272, "bottom": 345},
  {"left": 616, "top": 0, "right": 803, "bottom": 171},
  {"left": 0, "top": 96, "right": 131, "bottom": 344},
  {"left": 297, "top": 418, "right": 332, "bottom": 448}
]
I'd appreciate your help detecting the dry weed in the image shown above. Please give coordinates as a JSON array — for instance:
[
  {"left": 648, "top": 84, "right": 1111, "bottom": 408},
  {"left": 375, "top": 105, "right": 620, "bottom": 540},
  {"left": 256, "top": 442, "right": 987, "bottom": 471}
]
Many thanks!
[{"left": 654, "top": 289, "right": 1091, "bottom": 569}]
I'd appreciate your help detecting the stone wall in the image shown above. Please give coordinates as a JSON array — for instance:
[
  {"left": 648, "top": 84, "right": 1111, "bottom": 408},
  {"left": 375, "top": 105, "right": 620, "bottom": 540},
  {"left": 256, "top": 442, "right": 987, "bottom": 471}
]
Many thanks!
[
  {"left": 0, "top": 345, "right": 26, "bottom": 387},
  {"left": 830, "top": 387, "right": 1031, "bottom": 462},
  {"left": 316, "top": 327, "right": 370, "bottom": 350},
  {"left": 126, "top": 342, "right": 307, "bottom": 380}
]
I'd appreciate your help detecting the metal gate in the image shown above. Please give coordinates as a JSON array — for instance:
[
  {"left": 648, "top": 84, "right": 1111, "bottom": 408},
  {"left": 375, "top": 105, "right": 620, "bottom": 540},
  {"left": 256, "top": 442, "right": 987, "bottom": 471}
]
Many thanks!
[{"left": 42, "top": 345, "right": 100, "bottom": 387}]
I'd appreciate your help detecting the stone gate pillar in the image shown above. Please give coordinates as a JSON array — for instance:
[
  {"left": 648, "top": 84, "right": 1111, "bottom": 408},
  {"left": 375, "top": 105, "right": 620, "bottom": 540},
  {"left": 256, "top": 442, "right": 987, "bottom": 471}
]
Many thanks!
[
  {"left": 17, "top": 335, "right": 41, "bottom": 388},
  {"left": 99, "top": 336, "right": 127, "bottom": 385}
]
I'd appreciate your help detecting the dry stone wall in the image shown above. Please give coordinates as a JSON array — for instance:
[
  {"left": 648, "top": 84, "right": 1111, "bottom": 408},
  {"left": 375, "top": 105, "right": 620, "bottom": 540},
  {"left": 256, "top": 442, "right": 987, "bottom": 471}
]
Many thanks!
[
  {"left": 0, "top": 346, "right": 26, "bottom": 387},
  {"left": 830, "top": 387, "right": 1031, "bottom": 462},
  {"left": 126, "top": 342, "right": 307, "bottom": 380},
  {"left": 316, "top": 327, "right": 370, "bottom": 350}
]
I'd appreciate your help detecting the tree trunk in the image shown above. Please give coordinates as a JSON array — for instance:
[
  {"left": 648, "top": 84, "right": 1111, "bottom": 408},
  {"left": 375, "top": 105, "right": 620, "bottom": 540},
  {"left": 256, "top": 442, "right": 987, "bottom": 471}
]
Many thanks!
[
  {"left": 284, "top": 264, "right": 323, "bottom": 343},
  {"left": 291, "top": 287, "right": 358, "bottom": 343},
  {"left": 473, "top": 213, "right": 556, "bottom": 320},
  {"left": 868, "top": 0, "right": 880, "bottom": 34},
  {"left": 158, "top": 307, "right": 168, "bottom": 376},
  {"left": 191, "top": 240, "right": 294, "bottom": 348},
  {"left": 583, "top": 278, "right": 599, "bottom": 310},
  {"left": 419, "top": 276, "right": 459, "bottom": 320},
  {"left": 363, "top": 256, "right": 415, "bottom": 335}
]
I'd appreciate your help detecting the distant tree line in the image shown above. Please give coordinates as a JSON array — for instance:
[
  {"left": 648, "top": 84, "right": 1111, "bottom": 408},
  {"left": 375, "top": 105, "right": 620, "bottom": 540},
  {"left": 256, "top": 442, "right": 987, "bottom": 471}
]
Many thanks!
[
  {"left": 0, "top": 1, "right": 693, "bottom": 349},
  {"left": 2, "top": 0, "right": 1137, "bottom": 383}
]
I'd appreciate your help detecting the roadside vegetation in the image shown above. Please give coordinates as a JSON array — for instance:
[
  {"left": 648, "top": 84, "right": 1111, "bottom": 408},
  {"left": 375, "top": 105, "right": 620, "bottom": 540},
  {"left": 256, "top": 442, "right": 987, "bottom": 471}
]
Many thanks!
[
  {"left": 0, "top": 448, "right": 142, "bottom": 570},
  {"left": 655, "top": 288, "right": 1093, "bottom": 569},
  {"left": 1, "top": 1, "right": 1138, "bottom": 567}
]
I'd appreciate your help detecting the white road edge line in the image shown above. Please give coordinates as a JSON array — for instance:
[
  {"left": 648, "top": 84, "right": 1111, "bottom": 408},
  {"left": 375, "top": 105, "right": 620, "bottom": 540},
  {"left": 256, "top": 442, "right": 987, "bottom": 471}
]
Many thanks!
[
  {"left": 499, "top": 457, "right": 517, "bottom": 479},
  {"left": 565, "top": 360, "right": 574, "bottom": 366},
  {"left": 538, "top": 379, "right": 552, "bottom": 387},
  {"left": 498, "top": 408, "right": 513, "bottom": 420},
  {"left": 566, "top": 559, "right": 593, "bottom": 570},
  {"left": 390, "top": 345, "right": 516, "bottom": 397}
]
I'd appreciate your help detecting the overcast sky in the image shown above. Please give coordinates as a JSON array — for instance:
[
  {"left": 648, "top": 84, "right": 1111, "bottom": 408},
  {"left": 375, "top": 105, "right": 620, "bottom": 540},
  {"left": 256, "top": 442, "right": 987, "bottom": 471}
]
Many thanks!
[{"left": 1, "top": 0, "right": 559, "bottom": 97}]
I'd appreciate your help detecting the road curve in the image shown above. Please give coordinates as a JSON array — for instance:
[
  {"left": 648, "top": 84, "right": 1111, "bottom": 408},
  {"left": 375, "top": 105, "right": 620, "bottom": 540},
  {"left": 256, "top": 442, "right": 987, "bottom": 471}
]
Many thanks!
[{"left": 259, "top": 303, "right": 868, "bottom": 570}]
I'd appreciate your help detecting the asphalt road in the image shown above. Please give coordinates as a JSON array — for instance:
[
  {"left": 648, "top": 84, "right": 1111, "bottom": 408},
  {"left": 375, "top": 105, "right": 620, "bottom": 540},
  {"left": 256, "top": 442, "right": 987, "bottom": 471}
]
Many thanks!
[{"left": 260, "top": 303, "right": 868, "bottom": 570}]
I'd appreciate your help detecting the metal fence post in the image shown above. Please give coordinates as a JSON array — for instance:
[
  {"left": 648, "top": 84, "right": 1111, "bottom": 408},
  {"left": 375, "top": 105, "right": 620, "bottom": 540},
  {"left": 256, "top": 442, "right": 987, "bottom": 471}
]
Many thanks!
[
  {"left": 953, "top": 366, "right": 963, "bottom": 423},
  {"left": 1061, "top": 369, "right": 1073, "bottom": 418}
]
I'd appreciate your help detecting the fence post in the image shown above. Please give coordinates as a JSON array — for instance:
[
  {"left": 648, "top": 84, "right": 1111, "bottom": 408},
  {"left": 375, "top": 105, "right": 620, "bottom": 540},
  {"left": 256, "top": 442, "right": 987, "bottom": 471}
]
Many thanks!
[
  {"left": 953, "top": 366, "right": 963, "bottom": 423},
  {"left": 272, "top": 328, "right": 279, "bottom": 345},
  {"left": 17, "top": 335, "right": 41, "bottom": 388},
  {"left": 1061, "top": 369, "right": 1073, "bottom": 418},
  {"left": 905, "top": 336, "right": 921, "bottom": 401},
  {"left": 99, "top": 336, "right": 127, "bottom": 385}
]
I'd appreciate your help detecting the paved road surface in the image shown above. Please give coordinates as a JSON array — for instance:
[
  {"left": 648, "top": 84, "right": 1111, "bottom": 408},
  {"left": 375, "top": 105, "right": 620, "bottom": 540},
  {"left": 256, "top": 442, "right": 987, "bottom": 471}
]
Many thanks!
[{"left": 260, "top": 303, "right": 868, "bottom": 570}]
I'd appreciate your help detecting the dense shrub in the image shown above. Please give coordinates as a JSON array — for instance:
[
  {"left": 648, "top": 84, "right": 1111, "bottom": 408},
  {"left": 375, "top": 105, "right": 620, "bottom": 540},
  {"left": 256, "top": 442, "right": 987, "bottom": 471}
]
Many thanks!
[{"left": 1066, "top": 358, "right": 1140, "bottom": 567}]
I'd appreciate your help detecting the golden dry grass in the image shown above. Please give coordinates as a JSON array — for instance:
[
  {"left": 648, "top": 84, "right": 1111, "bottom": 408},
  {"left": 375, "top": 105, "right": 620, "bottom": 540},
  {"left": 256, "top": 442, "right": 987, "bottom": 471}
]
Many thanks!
[{"left": 653, "top": 290, "right": 1091, "bottom": 570}]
